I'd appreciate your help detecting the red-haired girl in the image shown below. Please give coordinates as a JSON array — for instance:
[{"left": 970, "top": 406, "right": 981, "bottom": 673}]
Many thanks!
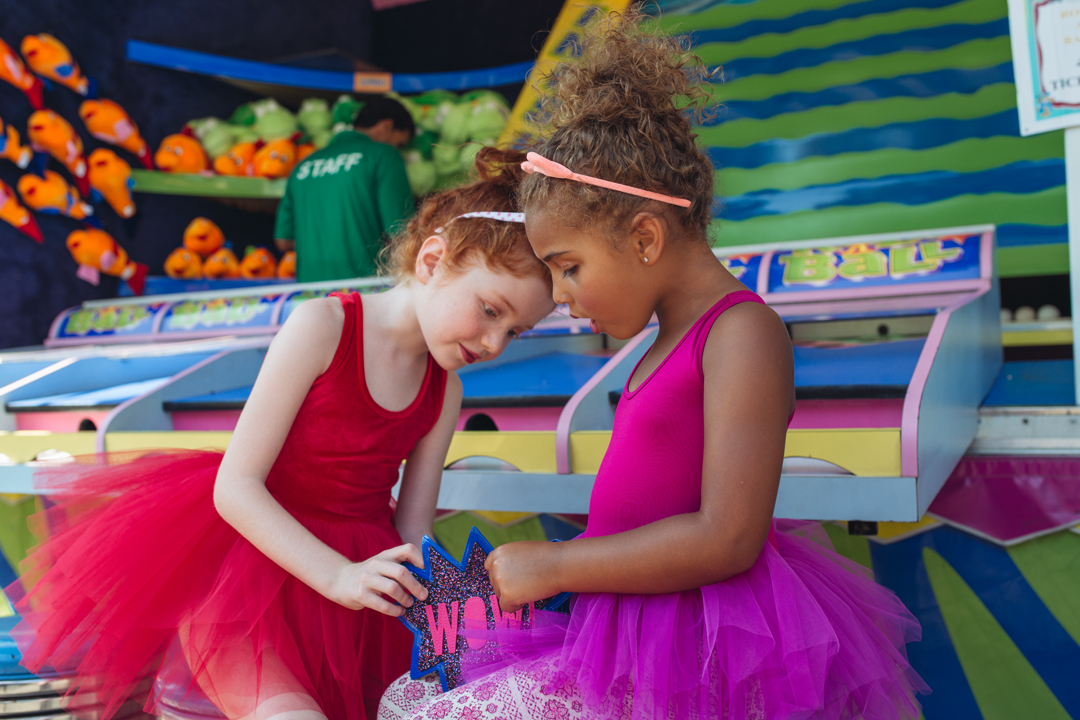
[{"left": 8, "top": 149, "right": 554, "bottom": 720}]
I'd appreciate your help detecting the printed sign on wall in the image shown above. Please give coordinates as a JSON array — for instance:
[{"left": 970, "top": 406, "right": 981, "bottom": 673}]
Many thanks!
[{"left": 1009, "top": 0, "right": 1080, "bottom": 134}]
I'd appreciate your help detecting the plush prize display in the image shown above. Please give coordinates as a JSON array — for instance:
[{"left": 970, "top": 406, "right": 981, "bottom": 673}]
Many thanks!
[
  {"left": 0, "top": 116, "right": 32, "bottom": 168},
  {"left": 0, "top": 37, "right": 44, "bottom": 108},
  {"left": 0, "top": 178, "right": 43, "bottom": 242},
  {"left": 251, "top": 138, "right": 297, "bottom": 179},
  {"left": 297, "top": 98, "right": 332, "bottom": 148},
  {"left": 20, "top": 34, "right": 90, "bottom": 96},
  {"left": 239, "top": 246, "right": 277, "bottom": 278},
  {"left": 253, "top": 98, "right": 298, "bottom": 142},
  {"left": 399, "top": 528, "right": 569, "bottom": 692},
  {"left": 213, "top": 141, "right": 256, "bottom": 176},
  {"left": 67, "top": 227, "right": 148, "bottom": 295},
  {"left": 87, "top": 148, "right": 136, "bottom": 218},
  {"left": 277, "top": 250, "right": 296, "bottom": 278},
  {"left": 164, "top": 247, "right": 203, "bottom": 279},
  {"left": 17, "top": 170, "right": 93, "bottom": 220},
  {"left": 27, "top": 109, "right": 89, "bottom": 194},
  {"left": 79, "top": 99, "right": 153, "bottom": 169},
  {"left": 202, "top": 247, "right": 241, "bottom": 279},
  {"left": 154, "top": 132, "right": 209, "bottom": 173},
  {"left": 182, "top": 217, "right": 226, "bottom": 257}
]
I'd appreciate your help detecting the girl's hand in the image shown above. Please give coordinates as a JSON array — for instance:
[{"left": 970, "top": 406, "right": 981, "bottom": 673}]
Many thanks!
[
  {"left": 486, "top": 541, "right": 561, "bottom": 614},
  {"left": 328, "top": 544, "right": 429, "bottom": 616}
]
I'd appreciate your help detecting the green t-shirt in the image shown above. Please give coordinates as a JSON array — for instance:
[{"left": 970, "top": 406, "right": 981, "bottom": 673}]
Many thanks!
[{"left": 274, "top": 131, "right": 414, "bottom": 282}]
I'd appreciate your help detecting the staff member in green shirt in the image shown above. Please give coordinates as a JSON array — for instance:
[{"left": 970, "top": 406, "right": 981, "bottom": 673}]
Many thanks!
[{"left": 274, "top": 97, "right": 415, "bottom": 282}]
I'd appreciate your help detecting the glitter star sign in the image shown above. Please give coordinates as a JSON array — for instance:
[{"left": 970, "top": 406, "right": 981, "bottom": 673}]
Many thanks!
[{"left": 398, "top": 527, "right": 570, "bottom": 691}]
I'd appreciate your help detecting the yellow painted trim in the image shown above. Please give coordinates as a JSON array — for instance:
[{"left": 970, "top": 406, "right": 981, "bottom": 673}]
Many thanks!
[
  {"left": 104, "top": 432, "right": 232, "bottom": 453},
  {"left": 446, "top": 431, "right": 557, "bottom": 473},
  {"left": 785, "top": 428, "right": 901, "bottom": 477},
  {"left": 569, "top": 431, "right": 614, "bottom": 474},
  {"left": 0, "top": 431, "right": 97, "bottom": 463},
  {"left": 1002, "top": 329, "right": 1073, "bottom": 347},
  {"left": 471, "top": 510, "right": 536, "bottom": 526},
  {"left": 570, "top": 428, "right": 901, "bottom": 477}
]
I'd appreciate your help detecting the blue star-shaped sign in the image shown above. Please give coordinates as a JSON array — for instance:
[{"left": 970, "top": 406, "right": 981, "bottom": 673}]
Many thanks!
[{"left": 397, "top": 527, "right": 570, "bottom": 691}]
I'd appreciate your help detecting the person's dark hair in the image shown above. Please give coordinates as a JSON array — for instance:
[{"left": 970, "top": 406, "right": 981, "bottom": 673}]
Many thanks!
[
  {"left": 355, "top": 96, "right": 416, "bottom": 138},
  {"left": 519, "top": 11, "right": 717, "bottom": 241},
  {"left": 381, "top": 147, "right": 550, "bottom": 289}
]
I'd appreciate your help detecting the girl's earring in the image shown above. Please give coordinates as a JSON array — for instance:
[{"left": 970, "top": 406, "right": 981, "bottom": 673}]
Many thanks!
[{"left": 643, "top": 257, "right": 649, "bottom": 264}]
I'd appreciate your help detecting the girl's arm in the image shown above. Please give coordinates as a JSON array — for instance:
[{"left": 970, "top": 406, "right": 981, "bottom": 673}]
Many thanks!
[
  {"left": 394, "top": 372, "right": 463, "bottom": 548},
  {"left": 488, "top": 302, "right": 794, "bottom": 610},
  {"left": 214, "top": 297, "right": 428, "bottom": 616}
]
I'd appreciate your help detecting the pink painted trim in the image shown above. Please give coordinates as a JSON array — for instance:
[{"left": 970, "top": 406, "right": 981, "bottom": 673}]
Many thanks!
[
  {"left": 46, "top": 307, "right": 74, "bottom": 340},
  {"left": 269, "top": 293, "right": 288, "bottom": 326},
  {"left": 763, "top": 278, "right": 987, "bottom": 305},
  {"left": 898, "top": 289, "right": 988, "bottom": 476},
  {"left": 772, "top": 288, "right": 986, "bottom": 320},
  {"left": 45, "top": 325, "right": 282, "bottom": 348},
  {"left": 979, "top": 230, "right": 994, "bottom": 280},
  {"left": 555, "top": 327, "right": 656, "bottom": 474},
  {"left": 787, "top": 398, "right": 903, "bottom": 429},
  {"left": 150, "top": 303, "right": 169, "bottom": 334},
  {"left": 756, "top": 251, "right": 774, "bottom": 296},
  {"left": 96, "top": 348, "right": 233, "bottom": 453}
]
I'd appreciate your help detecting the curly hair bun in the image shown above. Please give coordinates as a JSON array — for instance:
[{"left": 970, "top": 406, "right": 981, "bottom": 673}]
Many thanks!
[{"left": 521, "top": 10, "right": 717, "bottom": 238}]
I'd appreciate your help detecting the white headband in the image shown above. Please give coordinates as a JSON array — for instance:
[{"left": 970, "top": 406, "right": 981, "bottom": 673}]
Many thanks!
[{"left": 434, "top": 211, "right": 525, "bottom": 234}]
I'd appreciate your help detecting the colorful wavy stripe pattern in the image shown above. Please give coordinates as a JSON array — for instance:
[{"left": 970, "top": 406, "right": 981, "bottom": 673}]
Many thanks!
[{"left": 654, "top": 0, "right": 1068, "bottom": 276}]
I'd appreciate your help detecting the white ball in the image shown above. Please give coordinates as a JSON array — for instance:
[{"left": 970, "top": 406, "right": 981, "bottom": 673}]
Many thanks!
[
  {"left": 1014, "top": 306, "right": 1037, "bottom": 322},
  {"left": 1037, "top": 304, "right": 1061, "bottom": 320},
  {"left": 1000, "top": 308, "right": 1014, "bottom": 324}
]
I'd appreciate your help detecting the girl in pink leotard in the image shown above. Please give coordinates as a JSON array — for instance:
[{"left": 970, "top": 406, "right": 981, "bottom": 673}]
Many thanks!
[{"left": 379, "top": 13, "right": 927, "bottom": 720}]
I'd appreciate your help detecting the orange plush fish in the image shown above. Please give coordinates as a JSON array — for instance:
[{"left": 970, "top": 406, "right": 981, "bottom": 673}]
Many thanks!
[
  {"left": 79, "top": 99, "right": 153, "bottom": 169},
  {"left": 0, "top": 37, "right": 44, "bottom": 108},
  {"left": 20, "top": 34, "right": 89, "bottom": 96},
  {"left": 202, "top": 247, "right": 240, "bottom": 279},
  {"left": 182, "top": 217, "right": 225, "bottom": 257},
  {"left": 251, "top": 138, "right": 297, "bottom": 179},
  {"left": 155, "top": 132, "right": 208, "bottom": 173},
  {"left": 0, "top": 116, "right": 31, "bottom": 168},
  {"left": 27, "top": 109, "right": 89, "bottom": 195},
  {"left": 213, "top": 141, "right": 256, "bottom": 176},
  {"left": 277, "top": 250, "right": 296, "bottom": 278},
  {"left": 0, "top": 179, "right": 43, "bottom": 242},
  {"left": 66, "top": 227, "right": 148, "bottom": 295},
  {"left": 17, "top": 170, "right": 93, "bottom": 220},
  {"left": 87, "top": 148, "right": 136, "bottom": 218},
  {"left": 239, "top": 246, "right": 277, "bottom": 278},
  {"left": 297, "top": 142, "right": 316, "bottom": 163},
  {"left": 164, "top": 247, "right": 203, "bottom": 279}
]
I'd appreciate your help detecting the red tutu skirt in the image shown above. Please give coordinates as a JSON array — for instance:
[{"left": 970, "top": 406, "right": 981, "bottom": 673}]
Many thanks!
[
  {"left": 462, "top": 521, "right": 928, "bottom": 720},
  {"left": 6, "top": 450, "right": 412, "bottom": 720}
]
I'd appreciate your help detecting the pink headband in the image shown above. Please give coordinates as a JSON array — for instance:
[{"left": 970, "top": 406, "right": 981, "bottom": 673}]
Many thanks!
[{"left": 521, "top": 151, "right": 692, "bottom": 208}]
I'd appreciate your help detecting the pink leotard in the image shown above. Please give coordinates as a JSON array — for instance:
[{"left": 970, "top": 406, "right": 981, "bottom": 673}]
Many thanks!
[{"left": 581, "top": 290, "right": 766, "bottom": 539}]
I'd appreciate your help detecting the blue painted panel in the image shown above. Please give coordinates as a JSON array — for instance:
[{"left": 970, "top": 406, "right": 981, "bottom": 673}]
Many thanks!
[
  {"left": 720, "top": 161, "right": 1063, "bottom": 221},
  {"left": 713, "top": 64, "right": 1014, "bottom": 124},
  {"left": 8, "top": 376, "right": 173, "bottom": 409},
  {"left": 768, "top": 234, "right": 981, "bottom": 294},
  {"left": 996, "top": 224, "right": 1067, "bottom": 248},
  {"left": 119, "top": 276, "right": 291, "bottom": 298},
  {"left": 869, "top": 530, "right": 983, "bottom": 719},
  {"left": 716, "top": 20, "right": 1008, "bottom": 84},
  {"left": 0, "top": 361, "right": 56, "bottom": 390},
  {"left": 460, "top": 352, "right": 610, "bottom": 400},
  {"left": 127, "top": 40, "right": 534, "bottom": 93},
  {"left": 685, "top": 0, "right": 968, "bottom": 46},
  {"left": 982, "top": 360, "right": 1075, "bottom": 406},
  {"left": 932, "top": 528, "right": 1080, "bottom": 715},
  {"left": 708, "top": 110, "right": 1019, "bottom": 169},
  {"left": 170, "top": 386, "right": 254, "bottom": 406},
  {"left": 794, "top": 338, "right": 926, "bottom": 387}
]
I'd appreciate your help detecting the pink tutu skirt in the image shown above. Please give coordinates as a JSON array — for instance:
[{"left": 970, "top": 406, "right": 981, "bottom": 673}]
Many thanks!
[
  {"left": 6, "top": 450, "right": 411, "bottom": 720},
  {"left": 462, "top": 521, "right": 927, "bottom": 720}
]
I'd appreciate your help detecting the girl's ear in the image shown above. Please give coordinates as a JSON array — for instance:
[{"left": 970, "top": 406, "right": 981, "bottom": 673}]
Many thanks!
[
  {"left": 415, "top": 235, "right": 450, "bottom": 285},
  {"left": 630, "top": 212, "right": 666, "bottom": 266}
]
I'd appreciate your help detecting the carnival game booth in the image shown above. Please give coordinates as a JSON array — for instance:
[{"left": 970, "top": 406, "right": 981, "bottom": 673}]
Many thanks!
[{"left": 434, "top": 225, "right": 1003, "bottom": 525}]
